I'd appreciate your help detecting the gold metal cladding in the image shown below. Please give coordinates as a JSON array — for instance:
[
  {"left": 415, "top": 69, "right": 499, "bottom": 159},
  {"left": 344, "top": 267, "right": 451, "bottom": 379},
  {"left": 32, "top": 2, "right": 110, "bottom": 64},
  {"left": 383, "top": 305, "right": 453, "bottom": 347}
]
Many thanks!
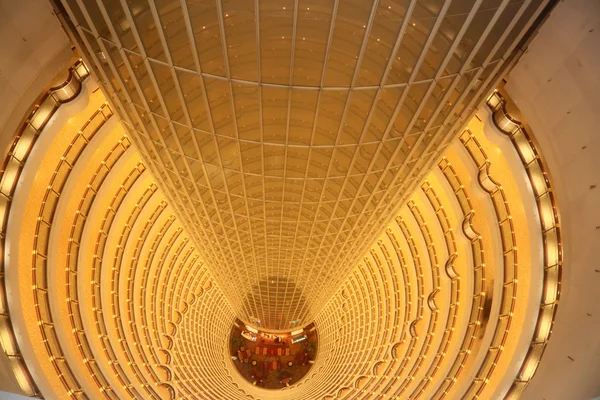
[
  {"left": 486, "top": 90, "right": 562, "bottom": 399},
  {"left": 55, "top": 0, "right": 553, "bottom": 330}
]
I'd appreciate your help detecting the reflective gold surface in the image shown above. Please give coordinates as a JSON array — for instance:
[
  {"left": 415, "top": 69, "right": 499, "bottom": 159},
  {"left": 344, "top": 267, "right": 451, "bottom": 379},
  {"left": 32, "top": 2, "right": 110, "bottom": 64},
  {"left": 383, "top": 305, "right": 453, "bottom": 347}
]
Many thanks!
[{"left": 0, "top": 44, "right": 560, "bottom": 400}]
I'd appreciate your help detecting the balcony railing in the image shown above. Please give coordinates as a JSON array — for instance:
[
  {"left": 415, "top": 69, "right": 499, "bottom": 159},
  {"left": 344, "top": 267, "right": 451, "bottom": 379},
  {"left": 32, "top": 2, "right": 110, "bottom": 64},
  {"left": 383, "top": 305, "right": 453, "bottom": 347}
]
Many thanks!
[
  {"left": 486, "top": 90, "right": 562, "bottom": 399},
  {"left": 0, "top": 59, "right": 89, "bottom": 398}
]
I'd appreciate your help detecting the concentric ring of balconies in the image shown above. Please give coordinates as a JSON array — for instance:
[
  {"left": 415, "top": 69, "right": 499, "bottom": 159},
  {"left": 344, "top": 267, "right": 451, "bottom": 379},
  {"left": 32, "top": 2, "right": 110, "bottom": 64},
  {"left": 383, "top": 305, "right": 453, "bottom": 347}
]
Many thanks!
[
  {"left": 0, "top": 62, "right": 559, "bottom": 399},
  {"left": 53, "top": 0, "right": 553, "bottom": 329}
]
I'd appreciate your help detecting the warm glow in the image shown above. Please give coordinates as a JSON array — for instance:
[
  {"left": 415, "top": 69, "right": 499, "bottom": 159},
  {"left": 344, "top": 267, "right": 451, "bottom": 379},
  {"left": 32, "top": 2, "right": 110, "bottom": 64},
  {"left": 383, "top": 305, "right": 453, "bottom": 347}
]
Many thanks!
[{"left": 0, "top": 10, "right": 561, "bottom": 400}]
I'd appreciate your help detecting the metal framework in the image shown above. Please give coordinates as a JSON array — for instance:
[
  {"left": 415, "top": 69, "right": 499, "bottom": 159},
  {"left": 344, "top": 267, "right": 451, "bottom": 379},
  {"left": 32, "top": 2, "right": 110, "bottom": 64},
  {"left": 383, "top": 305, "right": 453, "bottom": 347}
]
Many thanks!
[
  {"left": 0, "top": 65, "right": 560, "bottom": 400},
  {"left": 55, "top": 0, "right": 549, "bottom": 329}
]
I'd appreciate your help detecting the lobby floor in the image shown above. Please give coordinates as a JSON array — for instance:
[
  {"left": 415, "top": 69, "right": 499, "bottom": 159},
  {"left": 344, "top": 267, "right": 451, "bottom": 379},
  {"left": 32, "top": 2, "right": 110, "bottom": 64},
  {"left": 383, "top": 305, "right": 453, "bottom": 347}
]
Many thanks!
[{"left": 229, "top": 322, "right": 318, "bottom": 389}]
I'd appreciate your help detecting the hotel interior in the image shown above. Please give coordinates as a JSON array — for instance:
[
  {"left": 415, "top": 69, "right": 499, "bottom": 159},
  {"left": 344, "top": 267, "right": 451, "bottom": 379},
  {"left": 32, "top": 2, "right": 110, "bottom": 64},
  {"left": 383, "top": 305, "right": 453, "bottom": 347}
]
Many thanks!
[{"left": 0, "top": 0, "right": 598, "bottom": 399}]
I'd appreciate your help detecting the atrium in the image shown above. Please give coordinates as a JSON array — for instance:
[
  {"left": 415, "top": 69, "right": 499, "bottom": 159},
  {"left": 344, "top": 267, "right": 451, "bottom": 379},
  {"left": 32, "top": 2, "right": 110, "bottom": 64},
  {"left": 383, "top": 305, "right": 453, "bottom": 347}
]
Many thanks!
[{"left": 0, "top": 0, "right": 598, "bottom": 399}]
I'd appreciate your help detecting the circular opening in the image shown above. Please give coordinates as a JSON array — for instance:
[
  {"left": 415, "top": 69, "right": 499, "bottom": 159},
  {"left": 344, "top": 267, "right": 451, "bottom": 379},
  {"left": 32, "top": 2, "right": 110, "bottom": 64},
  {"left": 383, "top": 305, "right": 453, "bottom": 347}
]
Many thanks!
[{"left": 229, "top": 319, "right": 318, "bottom": 389}]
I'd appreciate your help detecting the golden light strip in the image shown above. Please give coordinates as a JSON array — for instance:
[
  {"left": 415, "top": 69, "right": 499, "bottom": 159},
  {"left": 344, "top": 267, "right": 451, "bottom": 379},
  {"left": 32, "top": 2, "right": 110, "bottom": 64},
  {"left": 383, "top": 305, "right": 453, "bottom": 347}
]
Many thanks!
[{"left": 486, "top": 91, "right": 562, "bottom": 399}]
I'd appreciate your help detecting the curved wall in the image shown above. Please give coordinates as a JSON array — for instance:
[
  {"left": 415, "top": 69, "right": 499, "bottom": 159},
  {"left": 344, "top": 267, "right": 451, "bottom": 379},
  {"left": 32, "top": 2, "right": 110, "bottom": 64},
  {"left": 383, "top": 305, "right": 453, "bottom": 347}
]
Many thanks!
[
  {"left": 0, "top": 1, "right": 73, "bottom": 392},
  {"left": 54, "top": 0, "right": 553, "bottom": 330},
  {"left": 0, "top": 0, "right": 72, "bottom": 157},
  {"left": 1, "top": 66, "right": 555, "bottom": 399},
  {"left": 505, "top": 0, "right": 600, "bottom": 399}
]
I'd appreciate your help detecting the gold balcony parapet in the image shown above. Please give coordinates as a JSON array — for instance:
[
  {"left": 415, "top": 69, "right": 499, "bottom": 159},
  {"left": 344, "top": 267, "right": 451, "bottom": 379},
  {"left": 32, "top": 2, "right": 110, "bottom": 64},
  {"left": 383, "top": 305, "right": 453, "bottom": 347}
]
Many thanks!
[{"left": 486, "top": 90, "right": 562, "bottom": 399}]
